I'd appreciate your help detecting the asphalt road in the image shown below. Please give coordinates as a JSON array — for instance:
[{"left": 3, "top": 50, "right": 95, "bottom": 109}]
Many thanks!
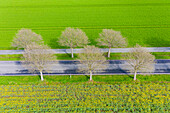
[
  {"left": 0, "top": 60, "right": 170, "bottom": 76},
  {"left": 0, "top": 47, "right": 170, "bottom": 55}
]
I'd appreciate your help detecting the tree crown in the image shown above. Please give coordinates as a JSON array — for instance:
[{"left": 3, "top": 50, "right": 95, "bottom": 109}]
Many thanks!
[
  {"left": 58, "top": 27, "right": 89, "bottom": 48},
  {"left": 23, "top": 43, "right": 56, "bottom": 73},
  {"left": 97, "top": 29, "right": 127, "bottom": 48},
  {"left": 12, "top": 28, "right": 44, "bottom": 49},
  {"left": 124, "top": 44, "right": 155, "bottom": 73},
  {"left": 78, "top": 45, "right": 107, "bottom": 73}
]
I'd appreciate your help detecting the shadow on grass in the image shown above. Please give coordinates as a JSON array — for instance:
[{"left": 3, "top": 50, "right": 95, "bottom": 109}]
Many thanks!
[
  {"left": 49, "top": 38, "right": 69, "bottom": 49},
  {"left": 145, "top": 36, "right": 170, "bottom": 47},
  {"left": 127, "top": 74, "right": 134, "bottom": 79},
  {"left": 85, "top": 75, "right": 90, "bottom": 79}
]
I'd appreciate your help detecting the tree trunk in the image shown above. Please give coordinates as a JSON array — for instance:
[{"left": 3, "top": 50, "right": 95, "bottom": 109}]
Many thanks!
[
  {"left": 71, "top": 48, "right": 74, "bottom": 58},
  {"left": 40, "top": 71, "right": 44, "bottom": 81},
  {"left": 108, "top": 48, "right": 111, "bottom": 58},
  {"left": 134, "top": 71, "right": 137, "bottom": 80},
  {"left": 90, "top": 71, "right": 92, "bottom": 81}
]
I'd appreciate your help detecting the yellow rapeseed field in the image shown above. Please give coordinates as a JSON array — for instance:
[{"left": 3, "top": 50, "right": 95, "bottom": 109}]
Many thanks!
[{"left": 0, "top": 83, "right": 169, "bottom": 112}]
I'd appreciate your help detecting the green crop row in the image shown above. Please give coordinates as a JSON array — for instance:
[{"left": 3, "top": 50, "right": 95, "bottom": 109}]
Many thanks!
[{"left": 1, "top": 0, "right": 170, "bottom": 7}]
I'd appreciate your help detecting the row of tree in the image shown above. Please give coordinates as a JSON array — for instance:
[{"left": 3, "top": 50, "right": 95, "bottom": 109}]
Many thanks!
[
  {"left": 12, "top": 28, "right": 127, "bottom": 58},
  {"left": 11, "top": 28, "right": 155, "bottom": 81}
]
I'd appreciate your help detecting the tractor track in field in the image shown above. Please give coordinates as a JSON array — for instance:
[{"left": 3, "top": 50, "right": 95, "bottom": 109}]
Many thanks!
[
  {"left": 0, "top": 3, "right": 170, "bottom": 8},
  {"left": 0, "top": 25, "right": 170, "bottom": 31}
]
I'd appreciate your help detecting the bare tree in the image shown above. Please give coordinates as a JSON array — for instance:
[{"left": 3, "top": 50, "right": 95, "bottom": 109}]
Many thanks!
[
  {"left": 77, "top": 45, "right": 107, "bottom": 81},
  {"left": 58, "top": 27, "right": 89, "bottom": 58},
  {"left": 23, "top": 43, "right": 56, "bottom": 81},
  {"left": 12, "top": 28, "right": 44, "bottom": 49},
  {"left": 123, "top": 44, "right": 155, "bottom": 80},
  {"left": 97, "top": 29, "right": 127, "bottom": 57}
]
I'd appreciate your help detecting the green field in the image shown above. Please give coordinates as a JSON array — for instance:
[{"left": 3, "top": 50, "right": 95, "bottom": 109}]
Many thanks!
[{"left": 0, "top": 0, "right": 170, "bottom": 49}]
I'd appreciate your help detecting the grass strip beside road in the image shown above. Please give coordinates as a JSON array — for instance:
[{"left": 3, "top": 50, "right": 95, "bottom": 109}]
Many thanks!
[
  {"left": 0, "top": 54, "right": 22, "bottom": 61},
  {"left": 152, "top": 52, "right": 170, "bottom": 59},
  {"left": 0, "top": 52, "right": 170, "bottom": 61},
  {"left": 0, "top": 74, "right": 169, "bottom": 85}
]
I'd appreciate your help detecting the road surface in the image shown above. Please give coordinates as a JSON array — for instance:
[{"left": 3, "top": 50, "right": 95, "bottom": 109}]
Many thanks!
[
  {"left": 0, "top": 47, "right": 170, "bottom": 55},
  {"left": 0, "top": 60, "right": 170, "bottom": 76}
]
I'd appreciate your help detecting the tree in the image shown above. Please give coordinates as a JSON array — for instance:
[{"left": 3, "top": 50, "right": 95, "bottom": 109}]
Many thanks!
[
  {"left": 123, "top": 44, "right": 155, "bottom": 80},
  {"left": 77, "top": 45, "right": 107, "bottom": 81},
  {"left": 23, "top": 43, "right": 56, "bottom": 81},
  {"left": 58, "top": 27, "right": 89, "bottom": 58},
  {"left": 12, "top": 28, "right": 44, "bottom": 49},
  {"left": 97, "top": 29, "right": 127, "bottom": 57}
]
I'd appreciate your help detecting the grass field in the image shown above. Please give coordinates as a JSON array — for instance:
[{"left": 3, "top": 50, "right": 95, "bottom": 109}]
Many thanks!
[
  {"left": 0, "top": 83, "right": 169, "bottom": 112},
  {"left": 0, "top": 0, "right": 170, "bottom": 49}
]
